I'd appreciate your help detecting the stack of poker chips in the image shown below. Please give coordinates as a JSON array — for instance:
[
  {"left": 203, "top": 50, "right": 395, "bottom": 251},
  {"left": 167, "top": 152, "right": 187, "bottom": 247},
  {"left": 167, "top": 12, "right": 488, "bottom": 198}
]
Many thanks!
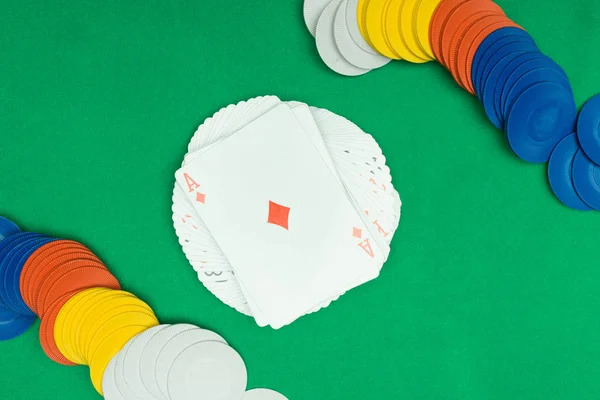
[
  {"left": 306, "top": 0, "right": 599, "bottom": 209},
  {"left": 0, "top": 217, "right": 122, "bottom": 347},
  {"left": 0, "top": 217, "right": 286, "bottom": 400},
  {"left": 0, "top": 216, "right": 130, "bottom": 393},
  {"left": 306, "top": 0, "right": 577, "bottom": 163},
  {"left": 102, "top": 324, "right": 251, "bottom": 400}
]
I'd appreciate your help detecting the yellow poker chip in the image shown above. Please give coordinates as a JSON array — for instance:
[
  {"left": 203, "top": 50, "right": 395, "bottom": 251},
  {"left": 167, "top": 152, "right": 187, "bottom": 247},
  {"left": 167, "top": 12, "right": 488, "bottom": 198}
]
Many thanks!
[
  {"left": 89, "top": 325, "right": 156, "bottom": 395},
  {"left": 74, "top": 291, "right": 136, "bottom": 361},
  {"left": 84, "top": 306, "right": 156, "bottom": 360},
  {"left": 413, "top": 0, "right": 444, "bottom": 59},
  {"left": 64, "top": 289, "right": 117, "bottom": 360},
  {"left": 62, "top": 288, "right": 124, "bottom": 364},
  {"left": 82, "top": 302, "right": 154, "bottom": 356},
  {"left": 70, "top": 291, "right": 135, "bottom": 364},
  {"left": 53, "top": 289, "right": 93, "bottom": 364},
  {"left": 86, "top": 310, "right": 158, "bottom": 363},
  {"left": 365, "top": 0, "right": 402, "bottom": 59},
  {"left": 385, "top": 0, "right": 426, "bottom": 63},
  {"left": 69, "top": 290, "right": 135, "bottom": 364},
  {"left": 401, "top": 0, "right": 433, "bottom": 61},
  {"left": 77, "top": 294, "right": 145, "bottom": 363},
  {"left": 54, "top": 288, "right": 111, "bottom": 365}
]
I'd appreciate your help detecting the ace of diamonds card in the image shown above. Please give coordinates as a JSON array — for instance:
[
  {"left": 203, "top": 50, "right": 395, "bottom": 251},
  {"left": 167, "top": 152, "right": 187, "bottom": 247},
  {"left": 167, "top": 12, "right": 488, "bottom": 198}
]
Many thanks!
[{"left": 175, "top": 104, "right": 383, "bottom": 328}]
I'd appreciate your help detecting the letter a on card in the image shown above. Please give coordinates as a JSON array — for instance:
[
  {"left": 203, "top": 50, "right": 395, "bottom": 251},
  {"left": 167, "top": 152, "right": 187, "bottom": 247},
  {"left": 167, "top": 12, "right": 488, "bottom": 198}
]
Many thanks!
[
  {"left": 183, "top": 173, "right": 201, "bottom": 192},
  {"left": 373, "top": 220, "right": 389, "bottom": 237},
  {"left": 358, "top": 238, "right": 375, "bottom": 258}
]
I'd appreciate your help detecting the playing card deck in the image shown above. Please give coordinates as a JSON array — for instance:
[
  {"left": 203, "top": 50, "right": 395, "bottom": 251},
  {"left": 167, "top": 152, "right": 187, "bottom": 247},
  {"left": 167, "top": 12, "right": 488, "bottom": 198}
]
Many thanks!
[{"left": 172, "top": 96, "right": 401, "bottom": 329}]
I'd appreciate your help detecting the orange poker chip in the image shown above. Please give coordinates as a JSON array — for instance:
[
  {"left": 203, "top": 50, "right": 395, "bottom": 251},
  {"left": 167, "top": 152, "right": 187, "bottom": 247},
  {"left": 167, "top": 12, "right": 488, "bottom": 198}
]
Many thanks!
[
  {"left": 27, "top": 253, "right": 101, "bottom": 315},
  {"left": 40, "top": 267, "right": 120, "bottom": 317},
  {"left": 27, "top": 252, "right": 98, "bottom": 316},
  {"left": 459, "top": 15, "right": 520, "bottom": 94},
  {"left": 20, "top": 241, "right": 89, "bottom": 306},
  {"left": 455, "top": 14, "right": 510, "bottom": 92},
  {"left": 447, "top": 10, "right": 502, "bottom": 88},
  {"left": 428, "top": 0, "right": 471, "bottom": 62},
  {"left": 39, "top": 291, "right": 79, "bottom": 366},
  {"left": 35, "top": 260, "right": 107, "bottom": 317},
  {"left": 439, "top": 0, "right": 504, "bottom": 69},
  {"left": 25, "top": 250, "right": 102, "bottom": 314},
  {"left": 21, "top": 242, "right": 99, "bottom": 310}
]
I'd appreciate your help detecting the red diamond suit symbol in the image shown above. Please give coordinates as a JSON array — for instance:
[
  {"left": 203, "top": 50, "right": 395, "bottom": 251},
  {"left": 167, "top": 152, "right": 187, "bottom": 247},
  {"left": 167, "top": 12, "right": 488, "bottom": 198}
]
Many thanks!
[{"left": 267, "top": 201, "right": 290, "bottom": 230}]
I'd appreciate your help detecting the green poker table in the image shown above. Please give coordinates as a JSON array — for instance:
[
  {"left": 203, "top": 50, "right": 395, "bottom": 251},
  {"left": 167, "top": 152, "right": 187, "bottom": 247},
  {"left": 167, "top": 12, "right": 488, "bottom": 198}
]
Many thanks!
[{"left": 0, "top": 1, "right": 599, "bottom": 399}]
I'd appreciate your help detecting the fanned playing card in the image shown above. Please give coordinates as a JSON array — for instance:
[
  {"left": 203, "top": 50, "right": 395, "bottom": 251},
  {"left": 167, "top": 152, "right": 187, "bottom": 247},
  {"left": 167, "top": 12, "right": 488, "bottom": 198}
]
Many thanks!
[{"left": 176, "top": 104, "right": 383, "bottom": 328}]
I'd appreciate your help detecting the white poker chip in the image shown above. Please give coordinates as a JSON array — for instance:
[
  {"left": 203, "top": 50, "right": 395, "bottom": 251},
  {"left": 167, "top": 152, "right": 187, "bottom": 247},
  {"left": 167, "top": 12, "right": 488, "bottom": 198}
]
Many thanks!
[
  {"left": 334, "top": 0, "right": 390, "bottom": 69},
  {"left": 117, "top": 325, "right": 170, "bottom": 400},
  {"left": 316, "top": 0, "right": 370, "bottom": 76},
  {"left": 167, "top": 341, "right": 247, "bottom": 400},
  {"left": 155, "top": 328, "right": 227, "bottom": 398},
  {"left": 243, "top": 388, "right": 289, "bottom": 400},
  {"left": 102, "top": 354, "right": 126, "bottom": 400},
  {"left": 110, "top": 341, "right": 132, "bottom": 400},
  {"left": 139, "top": 324, "right": 199, "bottom": 399},
  {"left": 303, "top": 0, "right": 334, "bottom": 37},
  {"left": 345, "top": 0, "right": 376, "bottom": 54}
]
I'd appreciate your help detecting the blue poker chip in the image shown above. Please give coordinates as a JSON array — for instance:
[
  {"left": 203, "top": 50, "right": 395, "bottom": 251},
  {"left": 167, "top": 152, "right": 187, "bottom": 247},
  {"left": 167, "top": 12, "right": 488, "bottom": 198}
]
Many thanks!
[
  {"left": 0, "top": 240, "right": 35, "bottom": 309},
  {"left": 2, "top": 236, "right": 56, "bottom": 316},
  {"left": 504, "top": 67, "right": 572, "bottom": 123},
  {"left": 576, "top": 94, "right": 600, "bottom": 165},
  {"left": 482, "top": 50, "right": 542, "bottom": 129},
  {"left": 506, "top": 81, "right": 577, "bottom": 163},
  {"left": 0, "top": 237, "right": 45, "bottom": 305},
  {"left": 0, "top": 232, "right": 44, "bottom": 263},
  {"left": 500, "top": 56, "right": 568, "bottom": 118},
  {"left": 492, "top": 52, "right": 548, "bottom": 128},
  {"left": 0, "top": 217, "right": 21, "bottom": 241},
  {"left": 6, "top": 237, "right": 56, "bottom": 315},
  {"left": 477, "top": 41, "right": 539, "bottom": 100},
  {"left": 474, "top": 37, "right": 537, "bottom": 98},
  {"left": 0, "top": 301, "right": 36, "bottom": 341},
  {"left": 548, "top": 134, "right": 592, "bottom": 211},
  {"left": 0, "top": 233, "right": 46, "bottom": 308},
  {"left": 471, "top": 27, "right": 536, "bottom": 96},
  {"left": 572, "top": 150, "right": 600, "bottom": 210},
  {"left": 0, "top": 233, "right": 46, "bottom": 264},
  {"left": 0, "top": 231, "right": 43, "bottom": 340},
  {"left": 471, "top": 27, "right": 536, "bottom": 92}
]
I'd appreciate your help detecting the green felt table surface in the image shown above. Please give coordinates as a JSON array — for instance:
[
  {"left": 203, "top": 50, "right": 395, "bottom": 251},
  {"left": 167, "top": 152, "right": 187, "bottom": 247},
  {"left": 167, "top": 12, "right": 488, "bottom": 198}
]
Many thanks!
[{"left": 1, "top": 0, "right": 599, "bottom": 399}]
